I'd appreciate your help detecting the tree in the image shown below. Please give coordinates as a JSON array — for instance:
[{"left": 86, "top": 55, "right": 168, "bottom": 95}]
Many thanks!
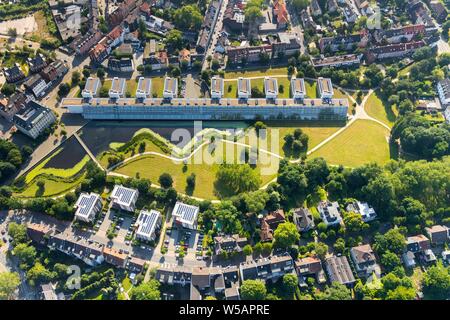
[
  {"left": 314, "top": 242, "right": 328, "bottom": 260},
  {"left": 71, "top": 71, "right": 81, "bottom": 86},
  {"left": 8, "top": 222, "right": 27, "bottom": 245},
  {"left": 96, "top": 67, "right": 105, "bottom": 78},
  {"left": 26, "top": 262, "right": 56, "bottom": 286},
  {"left": 282, "top": 273, "right": 298, "bottom": 297},
  {"left": 13, "top": 243, "right": 37, "bottom": 267},
  {"left": 186, "top": 173, "right": 196, "bottom": 189},
  {"left": 1, "top": 83, "right": 16, "bottom": 95},
  {"left": 422, "top": 263, "right": 450, "bottom": 299},
  {"left": 274, "top": 222, "right": 299, "bottom": 248},
  {"left": 166, "top": 29, "right": 183, "bottom": 50},
  {"left": 130, "top": 279, "right": 161, "bottom": 300},
  {"left": 240, "top": 279, "right": 267, "bottom": 300},
  {"left": 0, "top": 272, "right": 20, "bottom": 300},
  {"left": 215, "top": 164, "right": 261, "bottom": 195},
  {"left": 158, "top": 173, "right": 173, "bottom": 189},
  {"left": 58, "top": 83, "right": 70, "bottom": 97},
  {"left": 373, "top": 228, "right": 406, "bottom": 255},
  {"left": 343, "top": 211, "right": 367, "bottom": 234},
  {"left": 173, "top": 5, "right": 203, "bottom": 30},
  {"left": 385, "top": 286, "right": 416, "bottom": 300},
  {"left": 316, "top": 282, "right": 352, "bottom": 300},
  {"left": 243, "top": 244, "right": 253, "bottom": 256},
  {"left": 380, "top": 250, "right": 401, "bottom": 272}
]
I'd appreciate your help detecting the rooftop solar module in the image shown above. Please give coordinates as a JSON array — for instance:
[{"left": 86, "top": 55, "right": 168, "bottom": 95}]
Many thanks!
[
  {"left": 75, "top": 193, "right": 101, "bottom": 218},
  {"left": 111, "top": 185, "right": 138, "bottom": 206},
  {"left": 136, "top": 209, "right": 161, "bottom": 238},
  {"left": 172, "top": 202, "right": 199, "bottom": 225}
]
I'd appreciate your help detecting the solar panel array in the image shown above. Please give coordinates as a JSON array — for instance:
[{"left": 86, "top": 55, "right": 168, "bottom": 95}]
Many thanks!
[
  {"left": 173, "top": 202, "right": 199, "bottom": 224},
  {"left": 136, "top": 210, "right": 160, "bottom": 238},
  {"left": 76, "top": 193, "right": 101, "bottom": 218},
  {"left": 112, "top": 185, "right": 137, "bottom": 205}
]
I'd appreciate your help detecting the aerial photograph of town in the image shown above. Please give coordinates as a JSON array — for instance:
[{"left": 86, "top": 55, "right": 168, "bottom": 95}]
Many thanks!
[{"left": 0, "top": 0, "right": 449, "bottom": 308}]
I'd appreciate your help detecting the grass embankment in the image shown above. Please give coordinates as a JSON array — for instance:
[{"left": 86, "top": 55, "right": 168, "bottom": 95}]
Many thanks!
[
  {"left": 309, "top": 119, "right": 391, "bottom": 167},
  {"left": 365, "top": 90, "right": 398, "bottom": 128}
]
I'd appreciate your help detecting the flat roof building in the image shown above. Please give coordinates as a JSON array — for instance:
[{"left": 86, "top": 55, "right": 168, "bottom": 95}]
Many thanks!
[
  {"left": 211, "top": 76, "right": 224, "bottom": 99},
  {"left": 136, "top": 77, "right": 152, "bottom": 99},
  {"left": 82, "top": 77, "right": 101, "bottom": 99},
  {"left": 13, "top": 100, "right": 56, "bottom": 139},
  {"left": 110, "top": 185, "right": 139, "bottom": 212},
  {"left": 317, "top": 77, "right": 334, "bottom": 99},
  {"left": 317, "top": 200, "right": 342, "bottom": 227},
  {"left": 237, "top": 77, "right": 251, "bottom": 99},
  {"left": 163, "top": 77, "right": 178, "bottom": 99},
  {"left": 135, "top": 209, "right": 162, "bottom": 242},
  {"left": 172, "top": 201, "right": 199, "bottom": 230},
  {"left": 109, "top": 77, "right": 126, "bottom": 99},
  {"left": 74, "top": 192, "right": 103, "bottom": 223},
  {"left": 291, "top": 77, "right": 306, "bottom": 99},
  {"left": 264, "top": 77, "right": 278, "bottom": 99},
  {"left": 346, "top": 201, "right": 377, "bottom": 222}
]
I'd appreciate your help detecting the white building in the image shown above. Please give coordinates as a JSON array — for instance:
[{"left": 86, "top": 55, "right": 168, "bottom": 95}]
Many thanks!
[
  {"left": 437, "top": 78, "right": 450, "bottom": 107},
  {"left": 12, "top": 101, "right": 56, "bottom": 139},
  {"left": 110, "top": 185, "right": 139, "bottom": 212},
  {"left": 135, "top": 209, "right": 162, "bottom": 242},
  {"left": 317, "top": 200, "right": 342, "bottom": 227},
  {"left": 346, "top": 201, "right": 377, "bottom": 222},
  {"left": 237, "top": 77, "right": 251, "bottom": 99},
  {"left": 291, "top": 77, "right": 306, "bottom": 99},
  {"left": 82, "top": 77, "right": 100, "bottom": 99},
  {"left": 163, "top": 77, "right": 178, "bottom": 99},
  {"left": 109, "top": 77, "right": 126, "bottom": 99},
  {"left": 136, "top": 77, "right": 152, "bottom": 99},
  {"left": 317, "top": 77, "right": 334, "bottom": 99},
  {"left": 264, "top": 77, "right": 278, "bottom": 99},
  {"left": 211, "top": 76, "right": 224, "bottom": 99},
  {"left": 171, "top": 201, "right": 199, "bottom": 230},
  {"left": 74, "top": 192, "right": 103, "bottom": 223}
]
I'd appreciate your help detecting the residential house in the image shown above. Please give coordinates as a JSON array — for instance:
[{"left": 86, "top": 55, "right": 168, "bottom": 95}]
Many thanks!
[
  {"left": 39, "top": 60, "right": 68, "bottom": 84},
  {"left": 292, "top": 207, "right": 315, "bottom": 232},
  {"left": 179, "top": 48, "right": 191, "bottom": 68},
  {"left": 223, "top": 0, "right": 246, "bottom": 33},
  {"left": 342, "top": 0, "right": 359, "bottom": 23},
  {"left": 237, "top": 77, "right": 251, "bottom": 99},
  {"left": 223, "top": 266, "right": 240, "bottom": 300},
  {"left": 135, "top": 77, "right": 152, "bottom": 99},
  {"left": 110, "top": 185, "right": 139, "bottom": 212},
  {"left": 48, "top": 232, "right": 105, "bottom": 266},
  {"left": 0, "top": 92, "right": 30, "bottom": 122},
  {"left": 27, "top": 223, "right": 52, "bottom": 246},
  {"left": 373, "top": 24, "right": 425, "bottom": 44},
  {"left": 214, "top": 234, "right": 248, "bottom": 256},
  {"left": 71, "top": 31, "right": 103, "bottom": 55},
  {"left": 108, "top": 58, "right": 134, "bottom": 73},
  {"left": 429, "top": 1, "right": 448, "bottom": 23},
  {"left": 326, "top": 0, "right": 338, "bottom": 12},
  {"left": 311, "top": 54, "right": 363, "bottom": 68},
  {"left": 407, "top": 234, "right": 431, "bottom": 253},
  {"left": 239, "top": 255, "right": 295, "bottom": 282},
  {"left": 311, "top": 0, "right": 322, "bottom": 16},
  {"left": 155, "top": 265, "right": 192, "bottom": 286},
  {"left": 74, "top": 192, "right": 102, "bottom": 223},
  {"left": 436, "top": 78, "right": 450, "bottom": 108},
  {"left": 425, "top": 225, "right": 449, "bottom": 245},
  {"left": 271, "top": 33, "right": 301, "bottom": 58},
  {"left": 324, "top": 255, "right": 356, "bottom": 286},
  {"left": 24, "top": 74, "right": 48, "bottom": 98},
  {"left": 264, "top": 77, "right": 279, "bottom": 99},
  {"left": 171, "top": 201, "right": 199, "bottom": 230},
  {"left": 300, "top": 8, "right": 319, "bottom": 32},
  {"left": 350, "top": 244, "right": 381, "bottom": 278},
  {"left": 108, "top": 77, "right": 126, "bottom": 99},
  {"left": 226, "top": 45, "right": 272, "bottom": 64},
  {"left": 143, "top": 50, "right": 169, "bottom": 71},
  {"left": 319, "top": 32, "right": 368, "bottom": 53},
  {"left": 442, "top": 250, "right": 450, "bottom": 264},
  {"left": 82, "top": 77, "right": 101, "bottom": 99},
  {"left": 27, "top": 54, "right": 47, "bottom": 74},
  {"left": 295, "top": 256, "right": 326, "bottom": 286},
  {"left": 260, "top": 209, "right": 286, "bottom": 242},
  {"left": 163, "top": 77, "right": 178, "bottom": 99},
  {"left": 210, "top": 76, "right": 224, "bottom": 99},
  {"left": 346, "top": 201, "right": 377, "bottom": 222},
  {"left": 40, "top": 283, "right": 58, "bottom": 300},
  {"left": 135, "top": 209, "right": 162, "bottom": 242},
  {"left": 402, "top": 251, "right": 416, "bottom": 268},
  {"left": 103, "top": 247, "right": 128, "bottom": 268},
  {"left": 273, "top": 0, "right": 289, "bottom": 29},
  {"left": 3, "top": 65, "right": 25, "bottom": 83},
  {"left": 365, "top": 40, "right": 425, "bottom": 63},
  {"left": 13, "top": 100, "right": 56, "bottom": 139},
  {"left": 317, "top": 78, "right": 334, "bottom": 99},
  {"left": 126, "top": 256, "right": 147, "bottom": 274},
  {"left": 317, "top": 201, "right": 342, "bottom": 227}
]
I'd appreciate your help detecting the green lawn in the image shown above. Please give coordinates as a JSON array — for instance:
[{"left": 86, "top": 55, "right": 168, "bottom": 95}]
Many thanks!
[
  {"left": 114, "top": 142, "right": 279, "bottom": 199},
  {"left": 16, "top": 173, "right": 86, "bottom": 198},
  {"left": 309, "top": 120, "right": 391, "bottom": 167},
  {"left": 365, "top": 90, "right": 398, "bottom": 128},
  {"left": 224, "top": 67, "right": 288, "bottom": 79},
  {"left": 151, "top": 77, "right": 165, "bottom": 97}
]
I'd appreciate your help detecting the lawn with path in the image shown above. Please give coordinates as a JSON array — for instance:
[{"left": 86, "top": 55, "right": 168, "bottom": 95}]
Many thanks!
[{"left": 365, "top": 90, "right": 398, "bottom": 128}]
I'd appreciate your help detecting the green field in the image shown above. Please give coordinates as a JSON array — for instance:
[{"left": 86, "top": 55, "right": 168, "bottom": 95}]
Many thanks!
[
  {"left": 114, "top": 141, "right": 279, "bottom": 199},
  {"left": 309, "top": 120, "right": 390, "bottom": 167},
  {"left": 224, "top": 67, "right": 288, "bottom": 79},
  {"left": 16, "top": 172, "right": 86, "bottom": 198},
  {"left": 365, "top": 91, "right": 397, "bottom": 128}
]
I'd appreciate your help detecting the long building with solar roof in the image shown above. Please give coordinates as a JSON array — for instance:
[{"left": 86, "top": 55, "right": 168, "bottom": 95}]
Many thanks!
[
  {"left": 135, "top": 209, "right": 162, "bottom": 242},
  {"left": 110, "top": 185, "right": 139, "bottom": 212},
  {"left": 172, "top": 201, "right": 199, "bottom": 230},
  {"left": 74, "top": 192, "right": 103, "bottom": 223}
]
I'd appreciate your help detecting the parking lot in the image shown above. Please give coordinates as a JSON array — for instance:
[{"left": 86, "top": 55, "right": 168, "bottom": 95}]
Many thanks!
[{"left": 163, "top": 226, "right": 206, "bottom": 261}]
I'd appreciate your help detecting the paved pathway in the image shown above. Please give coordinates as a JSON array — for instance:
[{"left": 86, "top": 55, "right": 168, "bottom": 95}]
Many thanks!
[{"left": 73, "top": 132, "right": 104, "bottom": 170}]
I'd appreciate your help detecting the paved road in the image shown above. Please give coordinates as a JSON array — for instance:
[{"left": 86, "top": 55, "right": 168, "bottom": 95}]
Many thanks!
[
  {"left": 202, "top": 0, "right": 228, "bottom": 71},
  {"left": 286, "top": 3, "right": 306, "bottom": 54}
]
